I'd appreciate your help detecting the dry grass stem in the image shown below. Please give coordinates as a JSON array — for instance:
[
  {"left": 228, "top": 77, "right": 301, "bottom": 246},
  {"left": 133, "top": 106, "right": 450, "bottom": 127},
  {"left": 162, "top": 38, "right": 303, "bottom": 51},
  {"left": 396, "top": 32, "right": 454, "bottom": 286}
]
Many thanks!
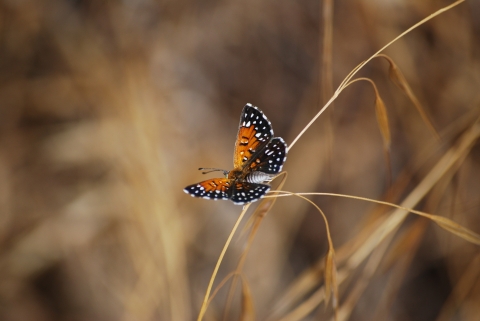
[{"left": 1, "top": 1, "right": 477, "bottom": 320}]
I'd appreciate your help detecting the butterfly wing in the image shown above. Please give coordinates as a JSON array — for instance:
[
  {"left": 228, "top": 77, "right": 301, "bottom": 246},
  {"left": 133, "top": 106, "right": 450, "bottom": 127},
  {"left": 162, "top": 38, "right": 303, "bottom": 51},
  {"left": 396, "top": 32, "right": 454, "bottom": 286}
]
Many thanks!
[
  {"left": 246, "top": 137, "right": 287, "bottom": 174},
  {"left": 184, "top": 178, "right": 233, "bottom": 200},
  {"left": 230, "top": 181, "right": 271, "bottom": 205},
  {"left": 233, "top": 103, "right": 273, "bottom": 169}
]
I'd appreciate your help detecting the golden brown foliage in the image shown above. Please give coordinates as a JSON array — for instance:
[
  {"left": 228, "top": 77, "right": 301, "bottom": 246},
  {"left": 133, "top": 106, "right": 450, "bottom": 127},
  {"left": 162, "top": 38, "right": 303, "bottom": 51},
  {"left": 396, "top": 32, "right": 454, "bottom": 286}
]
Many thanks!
[{"left": 0, "top": 1, "right": 479, "bottom": 321}]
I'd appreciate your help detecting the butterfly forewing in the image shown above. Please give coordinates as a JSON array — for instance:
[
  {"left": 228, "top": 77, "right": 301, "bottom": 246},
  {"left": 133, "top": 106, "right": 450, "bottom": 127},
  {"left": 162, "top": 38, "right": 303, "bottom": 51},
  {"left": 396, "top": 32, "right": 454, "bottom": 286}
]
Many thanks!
[
  {"left": 184, "top": 178, "right": 232, "bottom": 200},
  {"left": 230, "top": 181, "right": 271, "bottom": 205},
  {"left": 247, "top": 137, "right": 287, "bottom": 174},
  {"left": 233, "top": 104, "right": 273, "bottom": 169}
]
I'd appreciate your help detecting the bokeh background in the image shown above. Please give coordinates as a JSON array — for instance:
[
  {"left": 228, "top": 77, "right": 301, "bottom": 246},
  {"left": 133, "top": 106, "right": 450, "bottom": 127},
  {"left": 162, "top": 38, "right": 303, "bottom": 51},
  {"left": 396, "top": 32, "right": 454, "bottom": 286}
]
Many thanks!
[{"left": 0, "top": 0, "right": 479, "bottom": 320}]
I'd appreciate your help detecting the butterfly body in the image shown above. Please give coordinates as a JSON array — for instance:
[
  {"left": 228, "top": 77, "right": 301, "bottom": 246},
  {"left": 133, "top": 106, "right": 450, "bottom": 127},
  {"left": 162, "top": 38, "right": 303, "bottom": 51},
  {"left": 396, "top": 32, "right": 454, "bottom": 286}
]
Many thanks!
[{"left": 184, "top": 103, "right": 287, "bottom": 205}]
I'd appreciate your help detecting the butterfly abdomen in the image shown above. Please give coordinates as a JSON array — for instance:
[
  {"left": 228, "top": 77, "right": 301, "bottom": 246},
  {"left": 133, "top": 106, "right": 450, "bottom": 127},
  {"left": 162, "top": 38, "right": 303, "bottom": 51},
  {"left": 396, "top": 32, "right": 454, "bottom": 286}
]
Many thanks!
[{"left": 245, "top": 171, "right": 275, "bottom": 184}]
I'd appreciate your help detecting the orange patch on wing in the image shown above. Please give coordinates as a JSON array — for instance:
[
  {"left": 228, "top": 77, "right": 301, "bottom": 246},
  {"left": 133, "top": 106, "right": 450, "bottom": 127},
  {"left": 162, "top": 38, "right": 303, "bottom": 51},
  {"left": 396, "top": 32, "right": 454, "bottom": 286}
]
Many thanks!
[
  {"left": 235, "top": 182, "right": 245, "bottom": 190},
  {"left": 199, "top": 178, "right": 231, "bottom": 192},
  {"left": 234, "top": 126, "right": 262, "bottom": 168}
]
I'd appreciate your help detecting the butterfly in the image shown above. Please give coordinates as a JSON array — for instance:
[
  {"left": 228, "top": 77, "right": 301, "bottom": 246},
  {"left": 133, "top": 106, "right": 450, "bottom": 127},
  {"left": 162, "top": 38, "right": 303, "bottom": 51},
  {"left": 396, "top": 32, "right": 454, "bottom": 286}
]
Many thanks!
[{"left": 184, "top": 103, "right": 287, "bottom": 205}]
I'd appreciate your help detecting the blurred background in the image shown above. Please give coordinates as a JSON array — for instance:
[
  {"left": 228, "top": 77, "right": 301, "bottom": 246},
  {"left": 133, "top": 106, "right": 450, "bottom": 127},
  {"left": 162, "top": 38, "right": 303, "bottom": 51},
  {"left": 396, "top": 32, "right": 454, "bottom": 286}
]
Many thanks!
[{"left": 0, "top": 0, "right": 479, "bottom": 320}]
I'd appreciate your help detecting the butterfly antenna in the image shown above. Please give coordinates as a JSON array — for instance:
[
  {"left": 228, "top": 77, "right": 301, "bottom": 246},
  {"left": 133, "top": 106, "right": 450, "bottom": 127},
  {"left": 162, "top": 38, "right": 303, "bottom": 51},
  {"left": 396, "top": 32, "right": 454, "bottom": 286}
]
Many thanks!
[{"left": 198, "top": 168, "right": 229, "bottom": 175}]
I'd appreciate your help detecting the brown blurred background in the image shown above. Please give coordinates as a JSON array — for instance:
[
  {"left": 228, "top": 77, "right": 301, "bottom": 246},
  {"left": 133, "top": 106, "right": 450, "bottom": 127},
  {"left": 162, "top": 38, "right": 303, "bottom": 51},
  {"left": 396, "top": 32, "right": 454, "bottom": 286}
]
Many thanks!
[{"left": 0, "top": 0, "right": 479, "bottom": 320}]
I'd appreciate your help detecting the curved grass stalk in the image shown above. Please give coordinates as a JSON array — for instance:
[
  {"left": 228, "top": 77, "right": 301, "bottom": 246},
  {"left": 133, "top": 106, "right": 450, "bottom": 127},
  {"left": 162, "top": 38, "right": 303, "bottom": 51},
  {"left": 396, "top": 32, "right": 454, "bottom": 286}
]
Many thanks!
[
  {"left": 287, "top": 0, "right": 465, "bottom": 152},
  {"left": 197, "top": 204, "right": 251, "bottom": 321}
]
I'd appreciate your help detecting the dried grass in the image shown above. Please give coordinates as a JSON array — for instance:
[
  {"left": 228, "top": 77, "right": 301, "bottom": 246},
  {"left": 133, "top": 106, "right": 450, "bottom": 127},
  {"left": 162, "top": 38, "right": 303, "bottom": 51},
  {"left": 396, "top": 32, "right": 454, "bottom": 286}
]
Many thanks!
[{"left": 0, "top": 0, "right": 479, "bottom": 321}]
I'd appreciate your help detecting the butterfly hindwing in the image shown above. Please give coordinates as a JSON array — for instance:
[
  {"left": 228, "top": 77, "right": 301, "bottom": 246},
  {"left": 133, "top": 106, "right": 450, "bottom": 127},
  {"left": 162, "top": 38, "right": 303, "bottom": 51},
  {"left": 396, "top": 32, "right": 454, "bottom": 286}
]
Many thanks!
[
  {"left": 247, "top": 137, "right": 287, "bottom": 174},
  {"left": 184, "top": 178, "right": 232, "bottom": 200},
  {"left": 233, "top": 103, "right": 273, "bottom": 169},
  {"left": 230, "top": 181, "right": 271, "bottom": 205}
]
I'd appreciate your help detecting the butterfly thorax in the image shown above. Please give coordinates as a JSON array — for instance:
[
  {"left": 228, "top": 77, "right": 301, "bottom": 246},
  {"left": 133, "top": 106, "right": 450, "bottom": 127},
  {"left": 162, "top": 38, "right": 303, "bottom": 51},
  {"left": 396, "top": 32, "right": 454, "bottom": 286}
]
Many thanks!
[{"left": 227, "top": 169, "right": 244, "bottom": 180}]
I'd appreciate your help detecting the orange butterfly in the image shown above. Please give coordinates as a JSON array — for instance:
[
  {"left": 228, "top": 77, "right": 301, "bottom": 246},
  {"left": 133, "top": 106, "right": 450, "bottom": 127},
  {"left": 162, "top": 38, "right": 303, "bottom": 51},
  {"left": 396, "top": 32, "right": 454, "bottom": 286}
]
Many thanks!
[{"left": 184, "top": 103, "right": 287, "bottom": 205}]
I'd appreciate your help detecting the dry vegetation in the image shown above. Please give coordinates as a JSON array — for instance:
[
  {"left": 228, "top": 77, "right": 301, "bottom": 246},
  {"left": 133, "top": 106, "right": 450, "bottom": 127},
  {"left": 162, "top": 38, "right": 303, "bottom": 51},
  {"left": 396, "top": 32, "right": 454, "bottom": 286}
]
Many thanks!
[{"left": 0, "top": 0, "right": 480, "bottom": 320}]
